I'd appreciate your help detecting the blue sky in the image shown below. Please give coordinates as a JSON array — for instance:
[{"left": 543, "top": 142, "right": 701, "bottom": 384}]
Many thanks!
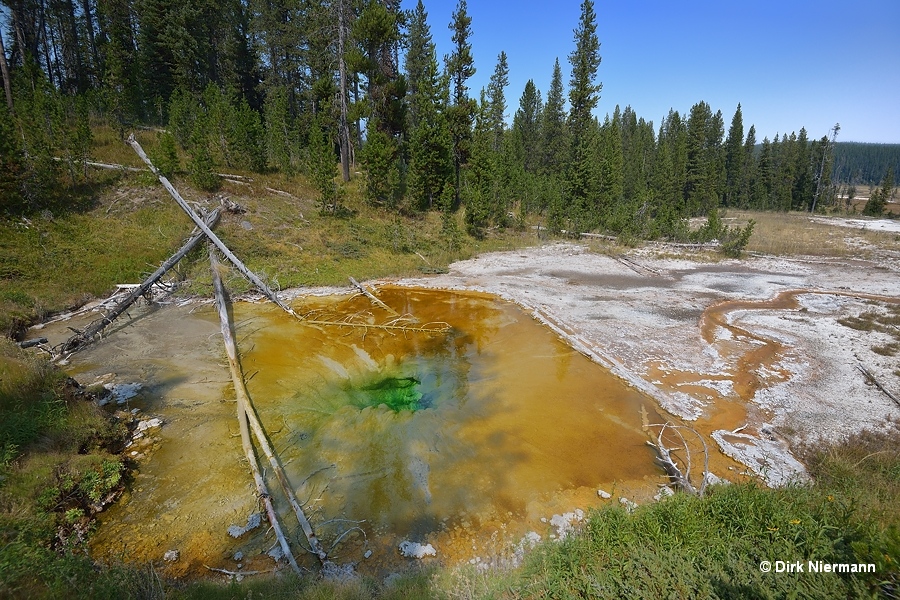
[{"left": 401, "top": 0, "right": 900, "bottom": 143}]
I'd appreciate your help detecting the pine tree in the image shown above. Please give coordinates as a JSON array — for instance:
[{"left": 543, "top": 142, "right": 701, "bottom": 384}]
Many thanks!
[
  {"left": 486, "top": 51, "right": 509, "bottom": 152},
  {"left": 405, "top": 0, "right": 432, "bottom": 134},
  {"left": 863, "top": 167, "right": 893, "bottom": 216},
  {"left": 308, "top": 115, "right": 342, "bottom": 214},
  {"left": 263, "top": 85, "right": 298, "bottom": 174},
  {"left": 512, "top": 80, "right": 542, "bottom": 171},
  {"left": 407, "top": 44, "right": 453, "bottom": 211},
  {"left": 541, "top": 58, "right": 568, "bottom": 176},
  {"left": 740, "top": 125, "right": 758, "bottom": 208},
  {"left": 0, "top": 100, "right": 26, "bottom": 214},
  {"left": 566, "top": 0, "right": 602, "bottom": 232},
  {"left": 465, "top": 91, "right": 493, "bottom": 238},
  {"left": 723, "top": 104, "right": 744, "bottom": 207},
  {"left": 597, "top": 113, "right": 623, "bottom": 226},
  {"left": 684, "top": 101, "right": 723, "bottom": 215},
  {"left": 445, "top": 0, "right": 476, "bottom": 209}
]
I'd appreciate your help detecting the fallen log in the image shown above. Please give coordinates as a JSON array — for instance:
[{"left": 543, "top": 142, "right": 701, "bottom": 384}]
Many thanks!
[
  {"left": 126, "top": 134, "right": 301, "bottom": 321},
  {"left": 210, "top": 249, "right": 328, "bottom": 565},
  {"left": 210, "top": 249, "right": 303, "bottom": 576},
  {"left": 57, "top": 208, "right": 221, "bottom": 357},
  {"left": 857, "top": 363, "right": 900, "bottom": 408},
  {"left": 52, "top": 157, "right": 146, "bottom": 172},
  {"left": 18, "top": 337, "right": 48, "bottom": 349},
  {"left": 349, "top": 277, "right": 399, "bottom": 317}
]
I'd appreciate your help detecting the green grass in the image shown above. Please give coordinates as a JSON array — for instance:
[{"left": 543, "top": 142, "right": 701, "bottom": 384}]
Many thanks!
[{"left": 0, "top": 338, "right": 131, "bottom": 599}]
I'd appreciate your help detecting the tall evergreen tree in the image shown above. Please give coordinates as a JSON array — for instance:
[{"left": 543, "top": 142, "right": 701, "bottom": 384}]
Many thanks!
[
  {"left": 407, "top": 42, "right": 452, "bottom": 211},
  {"left": 0, "top": 99, "right": 26, "bottom": 214},
  {"left": 541, "top": 58, "right": 568, "bottom": 176},
  {"left": 404, "top": 0, "right": 432, "bottom": 134},
  {"left": 723, "top": 103, "right": 744, "bottom": 207},
  {"left": 353, "top": 0, "right": 405, "bottom": 205},
  {"left": 512, "top": 79, "right": 542, "bottom": 174},
  {"left": 740, "top": 124, "right": 758, "bottom": 208},
  {"left": 791, "top": 127, "right": 813, "bottom": 210},
  {"left": 566, "top": 0, "right": 602, "bottom": 232},
  {"left": 465, "top": 89, "right": 494, "bottom": 237},
  {"left": 863, "top": 167, "right": 893, "bottom": 216},
  {"left": 486, "top": 50, "right": 508, "bottom": 152},
  {"left": 445, "top": 0, "right": 475, "bottom": 209}
]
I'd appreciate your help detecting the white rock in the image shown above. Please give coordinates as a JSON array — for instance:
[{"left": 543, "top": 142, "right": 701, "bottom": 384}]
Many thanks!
[
  {"left": 163, "top": 550, "right": 179, "bottom": 562},
  {"left": 653, "top": 487, "right": 674, "bottom": 501},
  {"left": 619, "top": 497, "right": 638, "bottom": 513},
  {"left": 597, "top": 489, "right": 612, "bottom": 499},
  {"left": 104, "top": 382, "right": 142, "bottom": 405},
  {"left": 549, "top": 509, "right": 584, "bottom": 540},
  {"left": 398, "top": 541, "right": 436, "bottom": 559}
]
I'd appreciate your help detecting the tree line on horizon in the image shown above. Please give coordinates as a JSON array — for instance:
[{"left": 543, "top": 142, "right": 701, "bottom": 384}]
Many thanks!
[{"left": 1, "top": 0, "right": 895, "bottom": 233}]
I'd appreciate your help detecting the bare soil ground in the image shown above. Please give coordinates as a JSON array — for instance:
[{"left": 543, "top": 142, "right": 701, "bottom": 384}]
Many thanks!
[{"left": 390, "top": 234, "right": 900, "bottom": 487}]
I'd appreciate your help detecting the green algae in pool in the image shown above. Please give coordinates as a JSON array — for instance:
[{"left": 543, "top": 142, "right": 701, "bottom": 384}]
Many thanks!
[
  {"left": 357, "top": 376, "right": 424, "bottom": 411},
  {"left": 237, "top": 287, "right": 663, "bottom": 566}
]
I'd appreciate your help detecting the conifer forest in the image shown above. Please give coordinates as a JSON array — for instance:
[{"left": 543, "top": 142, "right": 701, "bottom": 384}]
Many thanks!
[{"left": 1, "top": 0, "right": 897, "bottom": 234}]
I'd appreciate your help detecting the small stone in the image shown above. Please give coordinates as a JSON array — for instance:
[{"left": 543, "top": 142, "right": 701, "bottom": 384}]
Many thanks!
[
  {"left": 398, "top": 541, "right": 436, "bottom": 559},
  {"left": 653, "top": 487, "right": 675, "bottom": 501},
  {"left": 163, "top": 550, "right": 179, "bottom": 562},
  {"left": 704, "top": 472, "right": 724, "bottom": 486},
  {"left": 619, "top": 497, "right": 638, "bottom": 513},
  {"left": 364, "top": 550, "right": 373, "bottom": 559},
  {"left": 597, "top": 489, "right": 611, "bottom": 499},
  {"left": 233, "top": 551, "right": 243, "bottom": 561}
]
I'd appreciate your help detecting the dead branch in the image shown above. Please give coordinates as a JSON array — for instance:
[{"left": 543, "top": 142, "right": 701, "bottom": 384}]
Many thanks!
[
  {"left": 210, "top": 249, "right": 328, "bottom": 565},
  {"left": 51, "top": 156, "right": 145, "bottom": 172},
  {"left": 265, "top": 187, "right": 299, "bottom": 199},
  {"left": 217, "top": 173, "right": 253, "bottom": 182},
  {"left": 56, "top": 208, "right": 221, "bottom": 358},
  {"left": 349, "top": 277, "right": 400, "bottom": 317},
  {"left": 303, "top": 318, "right": 448, "bottom": 334},
  {"left": 203, "top": 565, "right": 275, "bottom": 577},
  {"left": 126, "top": 134, "right": 302, "bottom": 322},
  {"left": 646, "top": 423, "right": 711, "bottom": 496},
  {"left": 211, "top": 249, "right": 303, "bottom": 576},
  {"left": 614, "top": 255, "right": 660, "bottom": 277},
  {"left": 18, "top": 337, "right": 47, "bottom": 349},
  {"left": 857, "top": 363, "right": 900, "bottom": 408}
]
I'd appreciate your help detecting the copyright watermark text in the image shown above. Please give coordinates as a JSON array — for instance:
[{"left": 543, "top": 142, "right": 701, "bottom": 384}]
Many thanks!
[{"left": 759, "top": 560, "right": 876, "bottom": 574}]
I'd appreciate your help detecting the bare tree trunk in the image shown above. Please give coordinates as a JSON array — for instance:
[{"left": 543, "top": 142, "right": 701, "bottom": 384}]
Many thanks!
[
  {"left": 210, "top": 249, "right": 303, "bottom": 576},
  {"left": 210, "top": 248, "right": 328, "bottom": 565},
  {"left": 126, "top": 134, "right": 301, "bottom": 321},
  {"left": 58, "top": 208, "right": 222, "bottom": 356},
  {"left": 0, "top": 29, "right": 13, "bottom": 111},
  {"left": 349, "top": 276, "right": 399, "bottom": 316},
  {"left": 80, "top": 0, "right": 99, "bottom": 86},
  {"left": 336, "top": 0, "right": 351, "bottom": 182}
]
